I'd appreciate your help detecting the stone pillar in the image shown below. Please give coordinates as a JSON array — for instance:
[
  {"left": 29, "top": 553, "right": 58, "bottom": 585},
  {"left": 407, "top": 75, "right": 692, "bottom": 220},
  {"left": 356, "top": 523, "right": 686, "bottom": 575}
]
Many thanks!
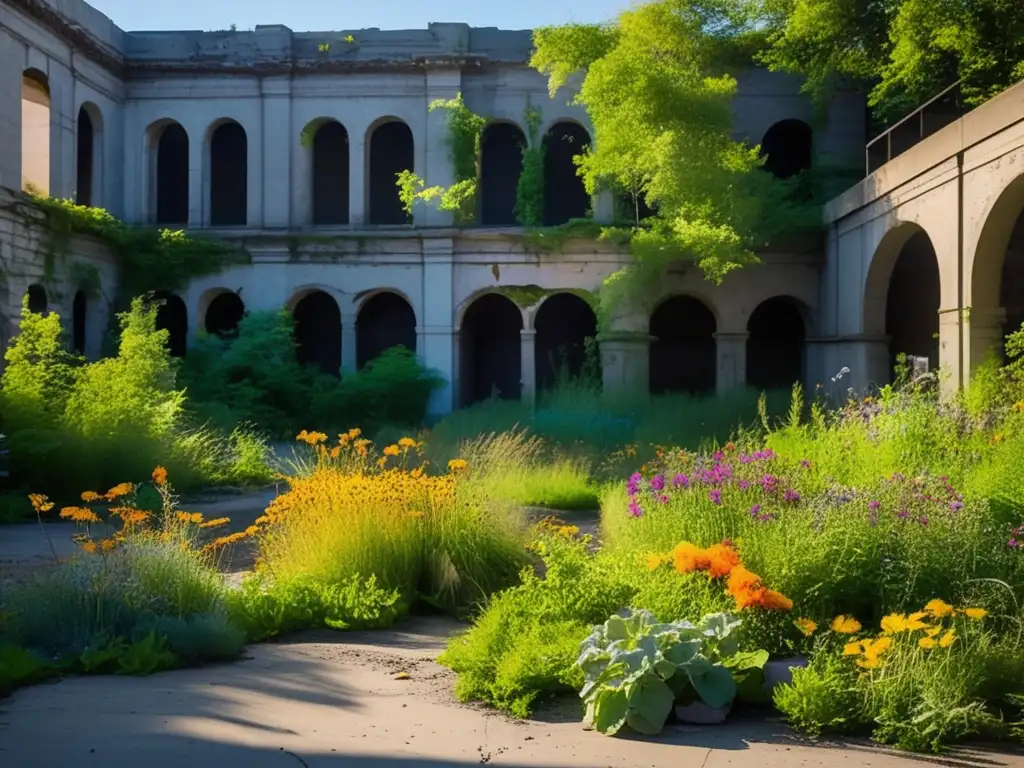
[
  {"left": 965, "top": 306, "right": 1006, "bottom": 383},
  {"left": 520, "top": 329, "right": 537, "bottom": 403},
  {"left": 421, "top": 238, "right": 456, "bottom": 415},
  {"left": 937, "top": 307, "right": 964, "bottom": 395},
  {"left": 0, "top": 31, "right": 21, "bottom": 192},
  {"left": 592, "top": 189, "right": 615, "bottom": 223},
  {"left": 187, "top": 127, "right": 203, "bottom": 227},
  {"left": 348, "top": 133, "right": 366, "bottom": 226},
  {"left": 714, "top": 332, "right": 748, "bottom": 394},
  {"left": 47, "top": 60, "right": 75, "bottom": 200},
  {"left": 341, "top": 311, "right": 357, "bottom": 375},
  {"left": 261, "top": 76, "right": 292, "bottom": 229},
  {"left": 422, "top": 68, "right": 461, "bottom": 227},
  {"left": 600, "top": 332, "right": 652, "bottom": 397}
]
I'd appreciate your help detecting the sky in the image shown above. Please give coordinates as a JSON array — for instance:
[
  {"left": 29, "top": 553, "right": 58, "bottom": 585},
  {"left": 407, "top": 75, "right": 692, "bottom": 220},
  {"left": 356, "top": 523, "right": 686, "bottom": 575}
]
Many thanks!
[{"left": 85, "top": 0, "right": 632, "bottom": 32}]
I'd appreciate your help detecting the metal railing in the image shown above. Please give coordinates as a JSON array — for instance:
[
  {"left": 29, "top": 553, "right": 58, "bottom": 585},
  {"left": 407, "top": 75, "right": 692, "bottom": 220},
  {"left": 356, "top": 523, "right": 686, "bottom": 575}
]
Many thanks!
[{"left": 865, "top": 81, "right": 966, "bottom": 175}]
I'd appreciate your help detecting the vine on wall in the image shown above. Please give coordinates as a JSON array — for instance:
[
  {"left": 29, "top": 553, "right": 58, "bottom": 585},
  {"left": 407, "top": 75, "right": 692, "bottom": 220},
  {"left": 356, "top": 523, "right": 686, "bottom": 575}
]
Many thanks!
[{"left": 514, "top": 103, "right": 545, "bottom": 227}]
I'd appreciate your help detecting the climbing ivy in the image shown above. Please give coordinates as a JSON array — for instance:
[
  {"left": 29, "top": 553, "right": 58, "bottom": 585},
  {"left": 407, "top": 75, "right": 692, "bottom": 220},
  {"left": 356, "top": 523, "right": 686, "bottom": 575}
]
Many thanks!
[
  {"left": 68, "top": 262, "right": 102, "bottom": 298},
  {"left": 514, "top": 103, "right": 545, "bottom": 227}
]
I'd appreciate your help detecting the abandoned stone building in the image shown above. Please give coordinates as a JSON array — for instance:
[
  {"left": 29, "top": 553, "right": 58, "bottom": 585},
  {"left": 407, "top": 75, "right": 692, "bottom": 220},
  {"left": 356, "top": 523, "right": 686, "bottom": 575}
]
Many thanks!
[{"left": 1, "top": 0, "right": 1023, "bottom": 415}]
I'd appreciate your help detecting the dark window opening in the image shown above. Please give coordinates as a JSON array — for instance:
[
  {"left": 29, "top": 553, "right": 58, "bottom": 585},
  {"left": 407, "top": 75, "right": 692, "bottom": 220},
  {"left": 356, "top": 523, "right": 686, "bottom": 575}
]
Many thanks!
[
  {"left": 205, "top": 292, "right": 245, "bottom": 338},
  {"left": 356, "top": 292, "right": 416, "bottom": 370},
  {"left": 25, "top": 284, "right": 47, "bottom": 314},
  {"left": 746, "top": 296, "right": 806, "bottom": 391},
  {"left": 479, "top": 122, "right": 526, "bottom": 226},
  {"left": 534, "top": 293, "right": 598, "bottom": 391},
  {"left": 155, "top": 123, "right": 189, "bottom": 226},
  {"left": 649, "top": 295, "right": 717, "bottom": 395},
  {"left": 885, "top": 231, "right": 940, "bottom": 374},
  {"left": 312, "top": 121, "right": 350, "bottom": 225},
  {"left": 72, "top": 290, "right": 87, "bottom": 354},
  {"left": 542, "top": 122, "right": 591, "bottom": 226},
  {"left": 761, "top": 119, "right": 814, "bottom": 180},
  {"left": 293, "top": 291, "right": 341, "bottom": 377},
  {"left": 76, "top": 107, "right": 94, "bottom": 207},
  {"left": 210, "top": 121, "right": 248, "bottom": 226},
  {"left": 368, "top": 121, "right": 414, "bottom": 225},
  {"left": 460, "top": 294, "right": 522, "bottom": 405},
  {"left": 1000, "top": 207, "right": 1024, "bottom": 358},
  {"left": 154, "top": 293, "right": 188, "bottom": 358}
]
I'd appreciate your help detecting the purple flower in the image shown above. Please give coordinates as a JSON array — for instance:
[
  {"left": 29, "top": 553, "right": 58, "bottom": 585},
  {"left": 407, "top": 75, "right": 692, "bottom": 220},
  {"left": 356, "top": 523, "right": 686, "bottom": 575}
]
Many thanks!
[
  {"left": 784, "top": 488, "right": 801, "bottom": 503},
  {"left": 918, "top": 516, "right": 929, "bottom": 526},
  {"left": 760, "top": 474, "right": 780, "bottom": 493},
  {"left": 800, "top": 459, "right": 812, "bottom": 469},
  {"left": 713, "top": 451, "right": 725, "bottom": 462},
  {"left": 628, "top": 499, "right": 644, "bottom": 518},
  {"left": 868, "top": 500, "right": 881, "bottom": 511},
  {"left": 1010, "top": 538, "right": 1020, "bottom": 549},
  {"left": 950, "top": 500, "right": 964, "bottom": 513},
  {"left": 673, "top": 473, "right": 689, "bottom": 488},
  {"left": 650, "top": 474, "right": 665, "bottom": 492},
  {"left": 749, "top": 503, "right": 761, "bottom": 518},
  {"left": 627, "top": 472, "right": 642, "bottom": 496},
  {"left": 709, "top": 489, "right": 722, "bottom": 505},
  {"left": 658, "top": 494, "right": 669, "bottom": 505},
  {"left": 737, "top": 479, "right": 750, "bottom": 491},
  {"left": 896, "top": 509, "right": 910, "bottom": 520}
]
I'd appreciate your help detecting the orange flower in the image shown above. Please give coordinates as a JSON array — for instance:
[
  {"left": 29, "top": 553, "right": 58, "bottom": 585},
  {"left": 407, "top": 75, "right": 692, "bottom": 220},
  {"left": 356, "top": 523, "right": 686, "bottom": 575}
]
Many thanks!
[
  {"left": 705, "top": 543, "right": 741, "bottom": 578},
  {"left": 80, "top": 491, "right": 103, "bottom": 502},
  {"left": 105, "top": 482, "right": 135, "bottom": 500},
  {"left": 726, "top": 564, "right": 761, "bottom": 594},
  {"left": 28, "top": 493, "right": 54, "bottom": 513},
  {"left": 761, "top": 590, "right": 794, "bottom": 611},
  {"left": 59, "top": 506, "right": 101, "bottom": 524},
  {"left": 204, "top": 531, "right": 248, "bottom": 551},
  {"left": 198, "top": 517, "right": 230, "bottom": 529},
  {"left": 647, "top": 553, "right": 666, "bottom": 570},
  {"left": 152, "top": 466, "right": 168, "bottom": 486},
  {"left": 177, "top": 512, "right": 204, "bottom": 525},
  {"left": 672, "top": 541, "right": 707, "bottom": 574},
  {"left": 383, "top": 445, "right": 400, "bottom": 457},
  {"left": 81, "top": 540, "right": 97, "bottom": 554}
]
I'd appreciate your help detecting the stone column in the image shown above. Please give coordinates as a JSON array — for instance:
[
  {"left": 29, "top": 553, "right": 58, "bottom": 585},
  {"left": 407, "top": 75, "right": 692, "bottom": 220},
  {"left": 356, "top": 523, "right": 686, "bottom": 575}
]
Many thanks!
[
  {"left": 714, "top": 332, "right": 748, "bottom": 394},
  {"left": 421, "top": 238, "right": 456, "bottom": 415},
  {"left": 592, "top": 189, "right": 615, "bottom": 223},
  {"left": 520, "top": 329, "right": 537, "bottom": 403},
  {"left": 340, "top": 311, "right": 357, "bottom": 375},
  {"left": 348, "top": 134, "right": 366, "bottom": 226},
  {"left": 965, "top": 306, "right": 1006, "bottom": 383},
  {"left": 47, "top": 60, "right": 76, "bottom": 200},
  {"left": 600, "top": 332, "right": 652, "bottom": 397},
  {"left": 422, "top": 67, "right": 461, "bottom": 227},
  {"left": 0, "top": 31, "right": 21, "bottom": 192},
  {"left": 187, "top": 126, "right": 204, "bottom": 227},
  {"left": 261, "top": 76, "right": 292, "bottom": 229}
]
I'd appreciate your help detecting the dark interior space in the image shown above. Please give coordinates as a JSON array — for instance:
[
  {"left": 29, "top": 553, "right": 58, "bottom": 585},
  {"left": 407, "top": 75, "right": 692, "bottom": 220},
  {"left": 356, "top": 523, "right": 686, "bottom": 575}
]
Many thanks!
[
  {"left": 746, "top": 296, "right": 806, "bottom": 391},
  {"left": 542, "top": 122, "right": 591, "bottom": 226},
  {"left": 312, "top": 120, "right": 350, "bottom": 225},
  {"left": 356, "top": 292, "right": 417, "bottom": 369},
  {"left": 534, "top": 293, "right": 598, "bottom": 390},
  {"left": 1000, "top": 208, "right": 1024, "bottom": 356},
  {"left": 368, "top": 121, "right": 414, "bottom": 225},
  {"left": 294, "top": 290, "right": 342, "bottom": 377},
  {"left": 649, "top": 295, "right": 717, "bottom": 395},
  {"left": 25, "top": 284, "right": 47, "bottom": 314},
  {"left": 76, "top": 106, "right": 93, "bottom": 207},
  {"left": 761, "top": 119, "right": 814, "bottom": 180},
  {"left": 72, "top": 290, "right": 86, "bottom": 354},
  {"left": 885, "top": 230, "right": 941, "bottom": 375},
  {"left": 460, "top": 293, "right": 522, "bottom": 405},
  {"left": 204, "top": 292, "right": 245, "bottom": 337},
  {"left": 155, "top": 123, "right": 189, "bottom": 225},
  {"left": 154, "top": 293, "right": 188, "bottom": 358},
  {"left": 209, "top": 121, "right": 248, "bottom": 226},
  {"left": 479, "top": 122, "right": 526, "bottom": 226}
]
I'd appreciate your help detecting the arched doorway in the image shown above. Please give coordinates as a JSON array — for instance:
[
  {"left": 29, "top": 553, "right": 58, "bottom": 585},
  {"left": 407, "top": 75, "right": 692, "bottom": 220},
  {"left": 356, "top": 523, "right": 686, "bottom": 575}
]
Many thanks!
[
  {"left": 209, "top": 120, "right": 248, "bottom": 226},
  {"left": 534, "top": 293, "right": 598, "bottom": 391},
  {"left": 21, "top": 69, "right": 50, "bottom": 195},
  {"left": 72, "top": 290, "right": 87, "bottom": 354},
  {"left": 76, "top": 104, "right": 102, "bottom": 207},
  {"left": 542, "top": 122, "right": 591, "bottom": 226},
  {"left": 356, "top": 292, "right": 416, "bottom": 369},
  {"left": 479, "top": 122, "right": 526, "bottom": 225},
  {"left": 310, "top": 120, "right": 350, "bottom": 225},
  {"left": 460, "top": 294, "right": 522, "bottom": 405},
  {"left": 152, "top": 121, "right": 189, "bottom": 225},
  {"left": 154, "top": 293, "right": 188, "bottom": 358},
  {"left": 649, "top": 296, "right": 717, "bottom": 395},
  {"left": 204, "top": 292, "right": 245, "bottom": 337},
  {"left": 25, "top": 284, "right": 47, "bottom": 314},
  {"left": 368, "top": 120, "right": 414, "bottom": 225},
  {"left": 760, "top": 120, "right": 814, "bottom": 179},
  {"left": 746, "top": 296, "right": 806, "bottom": 390},
  {"left": 293, "top": 290, "right": 341, "bottom": 376}
]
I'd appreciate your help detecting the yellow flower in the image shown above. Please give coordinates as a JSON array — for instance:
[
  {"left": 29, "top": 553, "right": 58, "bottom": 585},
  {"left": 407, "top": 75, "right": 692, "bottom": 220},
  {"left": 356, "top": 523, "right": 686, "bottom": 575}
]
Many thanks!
[
  {"left": 881, "top": 612, "right": 930, "bottom": 634},
  {"left": 924, "top": 626, "right": 942, "bottom": 638},
  {"left": 794, "top": 618, "right": 817, "bottom": 637},
  {"left": 81, "top": 540, "right": 97, "bottom": 554},
  {"left": 177, "top": 512, "right": 204, "bottom": 525},
  {"left": 647, "top": 554, "right": 665, "bottom": 570},
  {"left": 448, "top": 458, "right": 468, "bottom": 472},
  {"left": 963, "top": 607, "right": 988, "bottom": 620},
  {"left": 383, "top": 445, "right": 400, "bottom": 457},
  {"left": 398, "top": 437, "right": 417, "bottom": 449},
  {"left": 939, "top": 629, "right": 956, "bottom": 648},
  {"left": 831, "top": 615, "right": 862, "bottom": 634},
  {"left": 924, "top": 598, "right": 955, "bottom": 618},
  {"left": 843, "top": 640, "right": 865, "bottom": 656},
  {"left": 59, "top": 506, "right": 101, "bottom": 524},
  {"left": 919, "top": 637, "right": 937, "bottom": 649},
  {"left": 198, "top": 517, "right": 230, "bottom": 529},
  {"left": 347, "top": 428, "right": 362, "bottom": 439},
  {"left": 99, "top": 538, "right": 117, "bottom": 552},
  {"left": 80, "top": 491, "right": 102, "bottom": 502},
  {"left": 105, "top": 482, "right": 135, "bottom": 500},
  {"left": 152, "top": 466, "right": 168, "bottom": 486},
  {"left": 28, "top": 493, "right": 54, "bottom": 513},
  {"left": 856, "top": 656, "right": 881, "bottom": 669}
]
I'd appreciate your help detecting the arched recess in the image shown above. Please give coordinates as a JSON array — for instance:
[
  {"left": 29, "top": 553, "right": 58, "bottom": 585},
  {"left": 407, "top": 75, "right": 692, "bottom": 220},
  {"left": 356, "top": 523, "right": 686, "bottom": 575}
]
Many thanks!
[
  {"left": 649, "top": 295, "right": 717, "bottom": 395},
  {"left": 21, "top": 69, "right": 50, "bottom": 195},
  {"left": 76, "top": 103, "right": 103, "bottom": 207},
  {"left": 292, "top": 290, "right": 341, "bottom": 377},
  {"left": 479, "top": 122, "right": 526, "bottom": 226},
  {"left": 746, "top": 296, "right": 807, "bottom": 391},
  {"left": 356, "top": 291, "right": 416, "bottom": 369},
  {"left": 543, "top": 122, "right": 591, "bottom": 226},
  {"left": 760, "top": 119, "right": 814, "bottom": 179},
  {"left": 368, "top": 119, "right": 414, "bottom": 225},
  {"left": 25, "top": 284, "right": 47, "bottom": 314},
  {"left": 72, "top": 290, "right": 87, "bottom": 354},
  {"left": 460, "top": 293, "right": 523, "bottom": 405},
  {"left": 309, "top": 119, "right": 350, "bottom": 225},
  {"left": 204, "top": 291, "right": 245, "bottom": 337},
  {"left": 150, "top": 120, "right": 189, "bottom": 225},
  {"left": 534, "top": 293, "right": 598, "bottom": 391},
  {"left": 863, "top": 224, "right": 941, "bottom": 378},
  {"left": 209, "top": 120, "right": 248, "bottom": 226},
  {"left": 153, "top": 293, "right": 188, "bottom": 358}
]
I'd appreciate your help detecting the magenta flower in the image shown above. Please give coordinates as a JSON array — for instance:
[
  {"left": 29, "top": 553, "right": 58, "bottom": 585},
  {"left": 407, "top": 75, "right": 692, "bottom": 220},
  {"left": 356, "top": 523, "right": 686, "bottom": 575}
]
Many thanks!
[
  {"left": 628, "top": 499, "right": 644, "bottom": 518},
  {"left": 800, "top": 459, "right": 812, "bottom": 469},
  {"left": 650, "top": 474, "right": 665, "bottom": 491},
  {"left": 709, "top": 489, "right": 722, "bottom": 505},
  {"left": 950, "top": 500, "right": 964, "bottom": 513},
  {"left": 737, "top": 479, "right": 750, "bottom": 491},
  {"left": 658, "top": 494, "right": 669, "bottom": 504},
  {"left": 673, "top": 473, "right": 689, "bottom": 488},
  {"left": 868, "top": 500, "right": 881, "bottom": 511},
  {"left": 783, "top": 488, "right": 801, "bottom": 503}
]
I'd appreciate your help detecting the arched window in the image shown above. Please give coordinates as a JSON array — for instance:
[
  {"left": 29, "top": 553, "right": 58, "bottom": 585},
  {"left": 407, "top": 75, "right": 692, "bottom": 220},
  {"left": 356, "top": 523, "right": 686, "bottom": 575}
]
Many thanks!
[
  {"left": 368, "top": 120, "right": 414, "bottom": 225},
  {"left": 542, "top": 122, "right": 591, "bottom": 225},
  {"left": 152, "top": 122, "right": 189, "bottom": 225},
  {"left": 204, "top": 292, "right": 245, "bottom": 337},
  {"left": 209, "top": 121, "right": 248, "bottom": 226},
  {"left": 649, "top": 296, "right": 717, "bottom": 395},
  {"left": 310, "top": 120, "right": 350, "bottom": 225},
  {"left": 479, "top": 122, "right": 526, "bottom": 226},
  {"left": 460, "top": 294, "right": 523, "bottom": 405},
  {"left": 293, "top": 290, "right": 342, "bottom": 376},
  {"left": 760, "top": 120, "right": 814, "bottom": 179},
  {"left": 21, "top": 69, "right": 50, "bottom": 195}
]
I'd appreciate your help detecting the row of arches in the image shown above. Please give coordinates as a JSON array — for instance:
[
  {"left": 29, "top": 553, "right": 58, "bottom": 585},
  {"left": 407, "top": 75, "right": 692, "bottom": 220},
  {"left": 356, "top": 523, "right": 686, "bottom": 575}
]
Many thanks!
[{"left": 21, "top": 283, "right": 89, "bottom": 355}]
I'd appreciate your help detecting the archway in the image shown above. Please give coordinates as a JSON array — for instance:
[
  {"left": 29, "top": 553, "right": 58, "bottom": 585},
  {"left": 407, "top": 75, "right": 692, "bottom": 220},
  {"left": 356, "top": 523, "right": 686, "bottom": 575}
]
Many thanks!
[
  {"left": 293, "top": 290, "right": 341, "bottom": 377},
  {"left": 534, "top": 293, "right": 598, "bottom": 391},
  {"left": 542, "top": 122, "right": 591, "bottom": 225},
  {"left": 479, "top": 122, "right": 526, "bottom": 225},
  {"left": 76, "top": 104, "right": 100, "bottom": 207},
  {"left": 72, "top": 290, "right": 87, "bottom": 354},
  {"left": 25, "top": 284, "right": 47, "bottom": 314},
  {"left": 649, "top": 295, "right": 717, "bottom": 395},
  {"left": 746, "top": 296, "right": 806, "bottom": 391},
  {"left": 152, "top": 121, "right": 189, "bottom": 225},
  {"left": 368, "top": 120, "right": 414, "bottom": 225},
  {"left": 460, "top": 294, "right": 522, "bottom": 405},
  {"left": 356, "top": 292, "right": 416, "bottom": 369},
  {"left": 204, "top": 291, "right": 245, "bottom": 337},
  {"left": 154, "top": 293, "right": 188, "bottom": 358},
  {"left": 21, "top": 69, "right": 50, "bottom": 195},
  {"left": 760, "top": 120, "right": 814, "bottom": 179},
  {"left": 311, "top": 120, "right": 350, "bottom": 225},
  {"left": 209, "top": 121, "right": 247, "bottom": 226}
]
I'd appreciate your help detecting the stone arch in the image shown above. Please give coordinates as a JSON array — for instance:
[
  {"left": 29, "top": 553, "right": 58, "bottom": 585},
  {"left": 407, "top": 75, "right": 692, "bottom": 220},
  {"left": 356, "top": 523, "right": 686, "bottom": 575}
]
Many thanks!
[
  {"left": 25, "top": 283, "right": 47, "bottom": 314},
  {"left": 148, "top": 120, "right": 189, "bottom": 225},
  {"left": 746, "top": 296, "right": 808, "bottom": 391},
  {"left": 649, "top": 295, "right": 717, "bottom": 395},
  {"left": 367, "top": 118, "right": 414, "bottom": 225},
  {"left": 76, "top": 102, "right": 103, "bottom": 207},
  {"left": 864, "top": 223, "right": 941, "bottom": 377},
  {"left": 534, "top": 293, "right": 598, "bottom": 391},
  {"left": 208, "top": 119, "right": 248, "bottom": 226},
  {"left": 542, "top": 121, "right": 591, "bottom": 226},
  {"left": 307, "top": 119, "right": 350, "bottom": 225},
  {"left": 479, "top": 121, "right": 526, "bottom": 226},
  {"left": 356, "top": 291, "right": 417, "bottom": 369},
  {"left": 152, "top": 292, "right": 188, "bottom": 358},
  {"left": 760, "top": 119, "right": 814, "bottom": 179},
  {"left": 72, "top": 290, "right": 87, "bottom": 354},
  {"left": 21, "top": 69, "right": 50, "bottom": 195},
  {"left": 204, "top": 290, "right": 245, "bottom": 337},
  {"left": 292, "top": 289, "right": 341, "bottom": 376},
  {"left": 460, "top": 293, "right": 523, "bottom": 405}
]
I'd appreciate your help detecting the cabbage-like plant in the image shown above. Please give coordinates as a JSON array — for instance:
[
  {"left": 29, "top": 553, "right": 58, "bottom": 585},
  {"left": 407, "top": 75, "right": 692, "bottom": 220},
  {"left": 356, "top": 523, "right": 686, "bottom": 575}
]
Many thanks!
[{"left": 576, "top": 608, "right": 766, "bottom": 736}]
